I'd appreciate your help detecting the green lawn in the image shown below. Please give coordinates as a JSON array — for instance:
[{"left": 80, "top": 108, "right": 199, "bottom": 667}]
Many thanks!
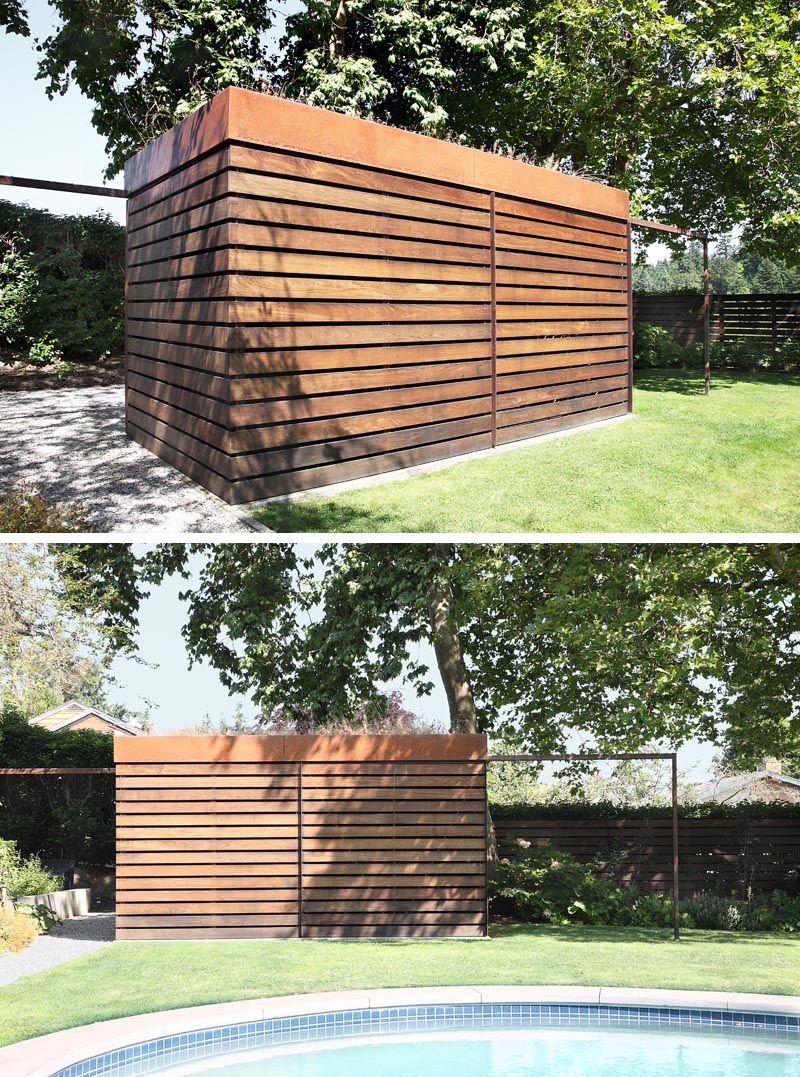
[
  {"left": 253, "top": 370, "right": 800, "bottom": 533},
  {"left": 2, "top": 925, "right": 798, "bottom": 1046}
]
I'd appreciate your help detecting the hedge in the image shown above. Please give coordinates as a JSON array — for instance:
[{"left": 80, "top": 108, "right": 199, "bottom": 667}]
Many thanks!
[
  {"left": 489, "top": 799, "right": 800, "bottom": 819},
  {"left": 0, "top": 199, "right": 124, "bottom": 363}
]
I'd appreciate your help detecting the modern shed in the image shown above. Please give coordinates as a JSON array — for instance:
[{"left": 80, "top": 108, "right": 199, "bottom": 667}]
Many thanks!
[
  {"left": 125, "top": 88, "right": 632, "bottom": 503},
  {"left": 115, "top": 733, "right": 488, "bottom": 939}
]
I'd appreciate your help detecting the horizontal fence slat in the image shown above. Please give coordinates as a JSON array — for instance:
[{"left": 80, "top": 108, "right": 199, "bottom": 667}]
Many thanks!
[
  {"left": 495, "top": 815, "right": 800, "bottom": 897},
  {"left": 115, "top": 736, "right": 487, "bottom": 939},
  {"left": 126, "top": 91, "right": 630, "bottom": 501}
]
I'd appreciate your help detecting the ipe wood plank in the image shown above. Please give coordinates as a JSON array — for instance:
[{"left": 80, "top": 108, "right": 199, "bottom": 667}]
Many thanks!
[
  {"left": 124, "top": 88, "right": 630, "bottom": 502},
  {"left": 115, "top": 735, "right": 488, "bottom": 940}
]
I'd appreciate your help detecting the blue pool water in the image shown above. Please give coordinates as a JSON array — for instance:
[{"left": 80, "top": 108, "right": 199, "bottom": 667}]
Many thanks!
[{"left": 173, "top": 1029, "right": 800, "bottom": 1077}]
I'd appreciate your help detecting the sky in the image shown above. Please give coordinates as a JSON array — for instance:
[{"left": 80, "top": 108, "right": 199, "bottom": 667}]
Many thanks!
[
  {"left": 0, "top": 0, "right": 680, "bottom": 259},
  {"left": 0, "top": 0, "right": 127, "bottom": 222},
  {"left": 107, "top": 544, "right": 451, "bottom": 735},
  {"left": 102, "top": 544, "right": 718, "bottom": 783}
]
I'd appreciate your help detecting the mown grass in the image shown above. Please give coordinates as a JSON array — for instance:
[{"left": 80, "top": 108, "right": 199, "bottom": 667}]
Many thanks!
[
  {"left": 1, "top": 924, "right": 798, "bottom": 1046},
  {"left": 253, "top": 370, "right": 800, "bottom": 533}
]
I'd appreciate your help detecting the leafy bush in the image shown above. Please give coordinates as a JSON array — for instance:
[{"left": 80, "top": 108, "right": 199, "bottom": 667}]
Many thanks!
[
  {"left": 0, "top": 908, "right": 39, "bottom": 953},
  {"left": 682, "top": 893, "right": 767, "bottom": 932},
  {"left": 633, "top": 323, "right": 690, "bottom": 368},
  {"left": 0, "top": 199, "right": 124, "bottom": 362},
  {"left": 0, "top": 484, "right": 92, "bottom": 533},
  {"left": 489, "top": 842, "right": 681, "bottom": 927},
  {"left": 0, "top": 840, "right": 63, "bottom": 900},
  {"left": 755, "top": 890, "right": 800, "bottom": 931},
  {"left": 0, "top": 245, "right": 38, "bottom": 344},
  {"left": 15, "top": 902, "right": 58, "bottom": 934},
  {"left": 0, "top": 713, "right": 115, "bottom": 863},
  {"left": 0, "top": 708, "right": 114, "bottom": 768},
  {"left": 27, "top": 333, "right": 64, "bottom": 368},
  {"left": 490, "top": 841, "right": 800, "bottom": 933},
  {"left": 633, "top": 320, "right": 800, "bottom": 372}
]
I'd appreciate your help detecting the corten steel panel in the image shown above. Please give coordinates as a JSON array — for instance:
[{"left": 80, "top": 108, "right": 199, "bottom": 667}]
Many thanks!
[
  {"left": 115, "top": 735, "right": 488, "bottom": 940},
  {"left": 124, "top": 89, "right": 631, "bottom": 503}
]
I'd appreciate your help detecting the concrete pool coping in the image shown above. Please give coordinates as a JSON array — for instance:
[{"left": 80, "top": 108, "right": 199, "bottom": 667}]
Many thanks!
[{"left": 3, "top": 985, "right": 799, "bottom": 1077}]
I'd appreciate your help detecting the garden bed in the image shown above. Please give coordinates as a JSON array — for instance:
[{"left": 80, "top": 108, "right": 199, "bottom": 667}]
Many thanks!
[{"left": 0, "top": 355, "right": 125, "bottom": 392}]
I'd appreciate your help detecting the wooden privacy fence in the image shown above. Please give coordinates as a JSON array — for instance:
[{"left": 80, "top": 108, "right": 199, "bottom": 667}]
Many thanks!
[
  {"left": 634, "top": 293, "right": 800, "bottom": 347},
  {"left": 124, "top": 88, "right": 632, "bottom": 504},
  {"left": 495, "top": 816, "right": 800, "bottom": 899},
  {"left": 115, "top": 734, "right": 488, "bottom": 940}
]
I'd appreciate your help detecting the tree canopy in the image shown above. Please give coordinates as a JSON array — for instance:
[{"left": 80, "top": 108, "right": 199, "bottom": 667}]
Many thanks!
[
  {"left": 633, "top": 236, "right": 800, "bottom": 295},
  {"left": 5, "top": 0, "right": 277, "bottom": 176},
  {"left": 51, "top": 542, "right": 800, "bottom": 764},
  {"left": 5, "top": 0, "right": 800, "bottom": 259},
  {"left": 0, "top": 545, "right": 148, "bottom": 722}
]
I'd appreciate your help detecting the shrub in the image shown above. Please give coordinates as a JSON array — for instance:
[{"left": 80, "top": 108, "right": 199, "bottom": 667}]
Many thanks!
[
  {"left": 755, "top": 890, "right": 800, "bottom": 932},
  {"left": 0, "top": 245, "right": 38, "bottom": 346},
  {"left": 15, "top": 902, "right": 58, "bottom": 934},
  {"left": 682, "top": 893, "right": 768, "bottom": 932},
  {"left": 0, "top": 840, "right": 63, "bottom": 900},
  {"left": 0, "top": 199, "right": 124, "bottom": 362},
  {"left": 632, "top": 319, "right": 799, "bottom": 373},
  {"left": 27, "top": 333, "right": 64, "bottom": 368},
  {"left": 633, "top": 322, "right": 690, "bottom": 368},
  {"left": 0, "top": 908, "right": 39, "bottom": 953},
  {"left": 0, "top": 484, "right": 92, "bottom": 533},
  {"left": 0, "top": 710, "right": 115, "bottom": 862},
  {"left": 489, "top": 841, "right": 800, "bottom": 932},
  {"left": 491, "top": 842, "right": 630, "bottom": 925},
  {"left": 0, "top": 708, "right": 114, "bottom": 768}
]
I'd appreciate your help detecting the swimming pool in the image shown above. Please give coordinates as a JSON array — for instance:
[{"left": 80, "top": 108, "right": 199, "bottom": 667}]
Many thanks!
[{"left": 45, "top": 998, "right": 800, "bottom": 1077}]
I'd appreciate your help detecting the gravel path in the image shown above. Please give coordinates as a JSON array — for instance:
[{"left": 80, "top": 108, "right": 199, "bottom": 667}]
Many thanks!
[
  {"left": 0, "top": 913, "right": 116, "bottom": 986},
  {"left": 0, "top": 386, "right": 261, "bottom": 533}
]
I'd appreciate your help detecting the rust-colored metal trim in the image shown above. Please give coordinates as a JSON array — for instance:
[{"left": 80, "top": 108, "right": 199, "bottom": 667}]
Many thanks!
[
  {"left": 703, "top": 237, "right": 711, "bottom": 396},
  {"left": 672, "top": 754, "right": 681, "bottom": 940},
  {"left": 114, "top": 733, "right": 489, "bottom": 764},
  {"left": 490, "top": 191, "right": 498, "bottom": 447},
  {"left": 489, "top": 751, "right": 680, "bottom": 941},
  {"left": 0, "top": 175, "right": 126, "bottom": 198},
  {"left": 125, "top": 88, "right": 629, "bottom": 220},
  {"left": 629, "top": 217, "right": 706, "bottom": 240}
]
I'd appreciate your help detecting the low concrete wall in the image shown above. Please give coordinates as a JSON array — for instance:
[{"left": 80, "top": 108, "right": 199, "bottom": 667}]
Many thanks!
[{"left": 17, "top": 888, "right": 91, "bottom": 919}]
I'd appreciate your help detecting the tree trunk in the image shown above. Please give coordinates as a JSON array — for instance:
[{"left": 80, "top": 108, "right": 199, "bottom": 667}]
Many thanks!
[
  {"left": 427, "top": 576, "right": 477, "bottom": 734},
  {"left": 426, "top": 576, "right": 499, "bottom": 870},
  {"left": 329, "top": 0, "right": 348, "bottom": 59}
]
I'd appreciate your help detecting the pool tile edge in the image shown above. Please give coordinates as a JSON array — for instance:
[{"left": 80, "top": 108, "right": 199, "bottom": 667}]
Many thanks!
[{"left": 4, "top": 986, "right": 800, "bottom": 1077}]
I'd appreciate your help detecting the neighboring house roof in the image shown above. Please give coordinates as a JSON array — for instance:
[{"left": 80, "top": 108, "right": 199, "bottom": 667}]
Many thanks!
[
  {"left": 694, "top": 769, "right": 800, "bottom": 805},
  {"left": 29, "top": 699, "right": 143, "bottom": 736}
]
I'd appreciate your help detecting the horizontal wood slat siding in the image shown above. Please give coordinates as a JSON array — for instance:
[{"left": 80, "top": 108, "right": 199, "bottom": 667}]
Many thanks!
[
  {"left": 115, "top": 735, "right": 487, "bottom": 939},
  {"left": 116, "top": 755, "right": 300, "bottom": 940},
  {"left": 634, "top": 293, "right": 800, "bottom": 347},
  {"left": 300, "top": 760, "right": 486, "bottom": 938},
  {"left": 495, "top": 817, "right": 800, "bottom": 898},
  {"left": 125, "top": 89, "right": 631, "bottom": 502},
  {"left": 494, "top": 193, "right": 629, "bottom": 443}
]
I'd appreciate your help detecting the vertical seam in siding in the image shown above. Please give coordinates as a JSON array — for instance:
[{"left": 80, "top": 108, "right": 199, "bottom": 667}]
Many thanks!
[
  {"left": 490, "top": 192, "right": 498, "bottom": 447},
  {"left": 626, "top": 220, "right": 633, "bottom": 412},
  {"left": 297, "top": 760, "right": 303, "bottom": 939}
]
